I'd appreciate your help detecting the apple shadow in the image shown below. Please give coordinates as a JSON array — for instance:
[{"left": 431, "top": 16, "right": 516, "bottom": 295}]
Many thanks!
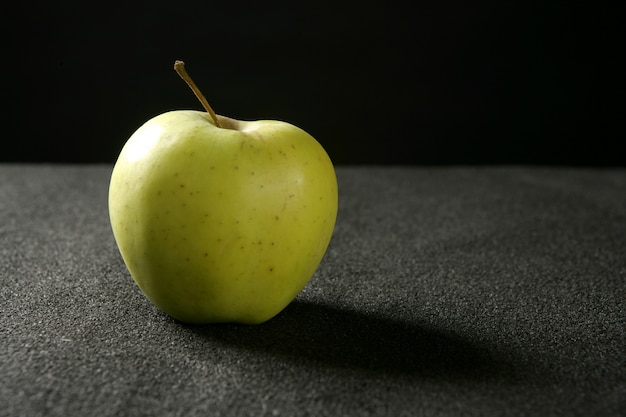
[{"left": 182, "top": 299, "right": 516, "bottom": 381}]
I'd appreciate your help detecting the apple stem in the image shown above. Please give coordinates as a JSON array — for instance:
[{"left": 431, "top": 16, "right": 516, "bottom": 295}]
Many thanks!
[{"left": 174, "top": 60, "right": 222, "bottom": 128}]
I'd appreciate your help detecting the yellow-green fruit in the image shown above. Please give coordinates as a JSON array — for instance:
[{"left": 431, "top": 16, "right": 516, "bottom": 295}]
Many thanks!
[{"left": 109, "top": 110, "right": 337, "bottom": 324}]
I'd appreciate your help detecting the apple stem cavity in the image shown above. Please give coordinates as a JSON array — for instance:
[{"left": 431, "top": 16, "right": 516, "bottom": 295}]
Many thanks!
[{"left": 174, "top": 60, "right": 222, "bottom": 128}]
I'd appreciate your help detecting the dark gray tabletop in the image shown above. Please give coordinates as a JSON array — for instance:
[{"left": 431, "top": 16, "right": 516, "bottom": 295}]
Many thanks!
[{"left": 1, "top": 164, "right": 625, "bottom": 417}]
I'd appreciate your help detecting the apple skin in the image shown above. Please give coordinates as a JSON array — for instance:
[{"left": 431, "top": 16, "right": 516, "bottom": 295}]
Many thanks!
[{"left": 109, "top": 110, "right": 338, "bottom": 324}]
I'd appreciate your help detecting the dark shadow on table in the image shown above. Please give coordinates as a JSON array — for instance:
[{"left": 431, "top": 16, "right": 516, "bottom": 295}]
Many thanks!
[{"left": 182, "top": 299, "right": 516, "bottom": 381}]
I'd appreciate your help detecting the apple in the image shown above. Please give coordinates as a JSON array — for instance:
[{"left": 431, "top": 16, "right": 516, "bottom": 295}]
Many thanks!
[{"left": 108, "top": 61, "right": 337, "bottom": 324}]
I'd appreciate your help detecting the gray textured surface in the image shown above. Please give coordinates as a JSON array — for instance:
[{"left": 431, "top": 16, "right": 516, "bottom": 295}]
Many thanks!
[{"left": 1, "top": 164, "right": 625, "bottom": 416}]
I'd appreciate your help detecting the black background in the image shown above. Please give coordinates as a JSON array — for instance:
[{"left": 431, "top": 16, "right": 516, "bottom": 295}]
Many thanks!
[{"left": 3, "top": 1, "right": 624, "bottom": 166}]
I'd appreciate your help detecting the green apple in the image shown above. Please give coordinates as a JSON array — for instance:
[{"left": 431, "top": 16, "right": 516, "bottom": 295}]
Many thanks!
[{"left": 108, "top": 61, "right": 337, "bottom": 324}]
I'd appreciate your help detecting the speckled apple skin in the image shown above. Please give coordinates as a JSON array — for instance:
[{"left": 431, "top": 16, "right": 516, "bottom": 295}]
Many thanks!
[{"left": 109, "top": 110, "right": 337, "bottom": 324}]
